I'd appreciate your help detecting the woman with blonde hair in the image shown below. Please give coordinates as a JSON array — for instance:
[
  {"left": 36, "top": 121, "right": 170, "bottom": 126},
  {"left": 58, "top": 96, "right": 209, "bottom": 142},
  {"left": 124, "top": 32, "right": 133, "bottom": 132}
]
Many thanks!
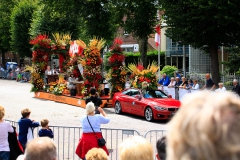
[
  {"left": 85, "top": 148, "right": 108, "bottom": 160},
  {"left": 167, "top": 91, "right": 240, "bottom": 160},
  {"left": 119, "top": 136, "right": 153, "bottom": 160},
  {"left": 215, "top": 82, "right": 226, "bottom": 92},
  {"left": 168, "top": 77, "right": 176, "bottom": 88},
  {"left": 75, "top": 102, "right": 110, "bottom": 160},
  {"left": 0, "top": 106, "right": 14, "bottom": 160}
]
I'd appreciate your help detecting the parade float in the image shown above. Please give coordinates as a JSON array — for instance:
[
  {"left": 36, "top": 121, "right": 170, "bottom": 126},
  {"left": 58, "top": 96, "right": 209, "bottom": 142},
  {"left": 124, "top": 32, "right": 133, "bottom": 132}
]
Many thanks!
[
  {"left": 106, "top": 38, "right": 127, "bottom": 97},
  {"left": 28, "top": 33, "right": 112, "bottom": 108}
]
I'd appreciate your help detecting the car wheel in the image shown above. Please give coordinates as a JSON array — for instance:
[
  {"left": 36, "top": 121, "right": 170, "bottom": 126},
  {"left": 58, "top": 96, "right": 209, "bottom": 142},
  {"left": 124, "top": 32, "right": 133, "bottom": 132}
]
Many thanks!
[
  {"left": 145, "top": 107, "right": 153, "bottom": 121},
  {"left": 115, "top": 101, "right": 122, "bottom": 114}
]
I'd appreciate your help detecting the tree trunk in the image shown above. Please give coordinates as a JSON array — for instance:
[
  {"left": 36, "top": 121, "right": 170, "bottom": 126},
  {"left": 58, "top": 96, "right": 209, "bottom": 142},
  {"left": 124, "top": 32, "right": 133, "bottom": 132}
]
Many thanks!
[
  {"left": 209, "top": 45, "right": 220, "bottom": 86},
  {"left": 1, "top": 49, "right": 6, "bottom": 69},
  {"left": 140, "top": 37, "right": 148, "bottom": 68}
]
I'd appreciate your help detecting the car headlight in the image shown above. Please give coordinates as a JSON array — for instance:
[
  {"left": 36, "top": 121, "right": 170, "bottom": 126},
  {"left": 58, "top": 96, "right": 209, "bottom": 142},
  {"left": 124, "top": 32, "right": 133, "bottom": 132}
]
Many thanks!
[{"left": 154, "top": 106, "right": 167, "bottom": 111}]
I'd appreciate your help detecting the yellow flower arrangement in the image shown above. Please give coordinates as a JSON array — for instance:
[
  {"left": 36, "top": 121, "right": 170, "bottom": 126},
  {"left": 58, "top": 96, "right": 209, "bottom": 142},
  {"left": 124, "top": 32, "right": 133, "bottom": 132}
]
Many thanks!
[{"left": 128, "top": 61, "right": 159, "bottom": 90}]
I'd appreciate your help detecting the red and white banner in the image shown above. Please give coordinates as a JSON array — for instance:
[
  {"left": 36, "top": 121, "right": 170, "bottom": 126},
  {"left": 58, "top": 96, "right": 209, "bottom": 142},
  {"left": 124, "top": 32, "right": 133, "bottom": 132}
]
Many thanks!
[{"left": 155, "top": 24, "right": 161, "bottom": 46}]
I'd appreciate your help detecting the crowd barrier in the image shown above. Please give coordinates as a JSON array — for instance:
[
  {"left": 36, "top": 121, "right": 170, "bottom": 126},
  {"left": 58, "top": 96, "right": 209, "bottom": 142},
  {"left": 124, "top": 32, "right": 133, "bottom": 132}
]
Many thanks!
[
  {"left": 161, "top": 86, "right": 199, "bottom": 101},
  {"left": 0, "top": 71, "right": 31, "bottom": 80},
  {"left": 6, "top": 119, "right": 165, "bottom": 160}
]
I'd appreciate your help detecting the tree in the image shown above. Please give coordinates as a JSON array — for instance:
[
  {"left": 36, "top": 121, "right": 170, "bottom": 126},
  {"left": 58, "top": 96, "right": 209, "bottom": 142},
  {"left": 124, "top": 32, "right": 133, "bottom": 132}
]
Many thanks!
[
  {"left": 121, "top": 0, "right": 158, "bottom": 68},
  {"left": 30, "top": 0, "right": 118, "bottom": 44},
  {"left": 30, "top": 0, "right": 81, "bottom": 40},
  {"left": 162, "top": 0, "right": 240, "bottom": 84},
  {"left": 10, "top": 0, "right": 37, "bottom": 58},
  {"left": 223, "top": 46, "right": 240, "bottom": 74},
  {"left": 0, "top": 0, "right": 16, "bottom": 67}
]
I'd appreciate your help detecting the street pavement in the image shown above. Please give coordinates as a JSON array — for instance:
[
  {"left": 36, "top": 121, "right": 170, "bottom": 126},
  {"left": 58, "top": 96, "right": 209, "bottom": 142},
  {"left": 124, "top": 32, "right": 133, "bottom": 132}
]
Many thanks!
[{"left": 0, "top": 79, "right": 168, "bottom": 135}]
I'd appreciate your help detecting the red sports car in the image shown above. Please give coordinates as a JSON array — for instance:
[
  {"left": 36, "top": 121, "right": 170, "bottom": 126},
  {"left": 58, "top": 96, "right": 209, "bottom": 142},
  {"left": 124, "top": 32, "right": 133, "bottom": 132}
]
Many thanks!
[{"left": 112, "top": 88, "right": 181, "bottom": 121}]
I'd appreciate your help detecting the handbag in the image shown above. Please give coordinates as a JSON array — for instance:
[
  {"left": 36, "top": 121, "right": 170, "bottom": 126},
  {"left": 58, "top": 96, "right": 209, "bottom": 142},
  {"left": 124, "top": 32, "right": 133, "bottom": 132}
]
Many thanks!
[{"left": 87, "top": 116, "right": 106, "bottom": 147}]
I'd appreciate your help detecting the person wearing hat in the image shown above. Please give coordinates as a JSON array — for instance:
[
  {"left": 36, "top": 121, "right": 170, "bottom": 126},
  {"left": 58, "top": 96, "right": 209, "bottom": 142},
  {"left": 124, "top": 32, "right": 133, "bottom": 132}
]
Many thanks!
[{"left": 75, "top": 102, "right": 110, "bottom": 160}]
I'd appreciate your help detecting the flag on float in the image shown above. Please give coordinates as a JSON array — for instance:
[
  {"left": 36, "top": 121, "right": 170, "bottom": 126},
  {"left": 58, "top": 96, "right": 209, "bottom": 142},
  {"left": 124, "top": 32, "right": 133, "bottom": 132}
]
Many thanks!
[{"left": 155, "top": 24, "right": 161, "bottom": 46}]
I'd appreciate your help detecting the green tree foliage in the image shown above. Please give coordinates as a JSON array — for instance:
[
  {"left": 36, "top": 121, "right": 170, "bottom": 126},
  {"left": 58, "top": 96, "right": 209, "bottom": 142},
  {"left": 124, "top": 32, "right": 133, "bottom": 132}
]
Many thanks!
[
  {"left": 81, "top": 0, "right": 119, "bottom": 43},
  {"left": 162, "top": 0, "right": 240, "bottom": 84},
  {"left": 160, "top": 65, "right": 178, "bottom": 77},
  {"left": 30, "top": 0, "right": 119, "bottom": 44},
  {"left": 30, "top": 0, "right": 81, "bottom": 39},
  {"left": 0, "top": 0, "right": 16, "bottom": 66},
  {"left": 121, "top": 0, "right": 158, "bottom": 68},
  {"left": 223, "top": 46, "right": 240, "bottom": 74},
  {"left": 10, "top": 0, "right": 37, "bottom": 57}
]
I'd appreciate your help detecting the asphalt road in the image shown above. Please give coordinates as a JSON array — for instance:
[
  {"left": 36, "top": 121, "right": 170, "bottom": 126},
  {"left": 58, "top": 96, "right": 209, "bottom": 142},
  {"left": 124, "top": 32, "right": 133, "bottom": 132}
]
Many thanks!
[{"left": 0, "top": 79, "right": 168, "bottom": 134}]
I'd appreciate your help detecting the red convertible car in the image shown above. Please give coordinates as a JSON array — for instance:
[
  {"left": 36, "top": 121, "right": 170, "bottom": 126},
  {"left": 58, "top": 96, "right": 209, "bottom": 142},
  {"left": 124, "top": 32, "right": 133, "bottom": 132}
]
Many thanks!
[{"left": 112, "top": 88, "right": 181, "bottom": 121}]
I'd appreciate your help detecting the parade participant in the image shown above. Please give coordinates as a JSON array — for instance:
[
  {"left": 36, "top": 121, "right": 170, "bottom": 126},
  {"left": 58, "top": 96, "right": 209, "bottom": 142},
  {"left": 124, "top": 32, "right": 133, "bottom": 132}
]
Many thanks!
[
  {"left": 201, "top": 73, "right": 216, "bottom": 91},
  {"left": 215, "top": 82, "right": 226, "bottom": 92},
  {"left": 85, "top": 88, "right": 102, "bottom": 114},
  {"left": 232, "top": 79, "right": 240, "bottom": 96},
  {"left": 75, "top": 102, "right": 110, "bottom": 160},
  {"left": 52, "top": 67, "right": 59, "bottom": 75},
  {"left": 67, "top": 74, "right": 78, "bottom": 90},
  {"left": 158, "top": 73, "right": 170, "bottom": 86},
  {"left": 0, "top": 106, "right": 14, "bottom": 160},
  {"left": 168, "top": 77, "right": 176, "bottom": 88},
  {"left": 44, "top": 66, "right": 52, "bottom": 84}
]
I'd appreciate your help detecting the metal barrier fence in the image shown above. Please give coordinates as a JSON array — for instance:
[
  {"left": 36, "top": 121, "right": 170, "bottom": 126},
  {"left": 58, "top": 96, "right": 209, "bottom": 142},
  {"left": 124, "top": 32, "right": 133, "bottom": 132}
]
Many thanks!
[
  {"left": 6, "top": 119, "right": 150, "bottom": 160},
  {"left": 143, "top": 130, "right": 168, "bottom": 160},
  {"left": 189, "top": 72, "right": 240, "bottom": 90},
  {"left": 0, "top": 70, "right": 31, "bottom": 81}
]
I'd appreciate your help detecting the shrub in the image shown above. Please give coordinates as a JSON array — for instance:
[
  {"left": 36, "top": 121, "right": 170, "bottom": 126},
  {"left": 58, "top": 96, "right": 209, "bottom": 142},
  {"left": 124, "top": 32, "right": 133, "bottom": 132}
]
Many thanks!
[{"left": 160, "top": 65, "right": 178, "bottom": 77}]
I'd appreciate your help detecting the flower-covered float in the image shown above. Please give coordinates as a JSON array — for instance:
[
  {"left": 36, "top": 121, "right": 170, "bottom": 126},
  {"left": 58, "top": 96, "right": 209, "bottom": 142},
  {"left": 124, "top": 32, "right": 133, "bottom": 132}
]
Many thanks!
[{"left": 28, "top": 33, "right": 113, "bottom": 108}]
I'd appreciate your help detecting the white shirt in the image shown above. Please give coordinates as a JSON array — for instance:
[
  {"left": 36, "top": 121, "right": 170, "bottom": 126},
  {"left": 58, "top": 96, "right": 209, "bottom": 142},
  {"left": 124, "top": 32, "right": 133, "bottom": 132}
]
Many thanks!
[
  {"left": 0, "top": 121, "right": 14, "bottom": 151},
  {"left": 191, "top": 83, "right": 199, "bottom": 90},
  {"left": 168, "top": 81, "right": 176, "bottom": 88},
  {"left": 125, "top": 81, "right": 131, "bottom": 89},
  {"left": 215, "top": 87, "right": 226, "bottom": 92}
]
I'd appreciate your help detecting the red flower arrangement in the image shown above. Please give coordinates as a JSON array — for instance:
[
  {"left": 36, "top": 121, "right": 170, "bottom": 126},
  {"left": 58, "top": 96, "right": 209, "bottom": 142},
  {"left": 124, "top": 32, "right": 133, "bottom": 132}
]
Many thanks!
[
  {"left": 107, "top": 38, "right": 127, "bottom": 96},
  {"left": 79, "top": 38, "right": 105, "bottom": 94}
]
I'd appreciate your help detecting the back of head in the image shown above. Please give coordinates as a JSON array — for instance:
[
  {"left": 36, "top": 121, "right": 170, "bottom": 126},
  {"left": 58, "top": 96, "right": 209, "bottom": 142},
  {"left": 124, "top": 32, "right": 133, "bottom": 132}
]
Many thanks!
[
  {"left": 156, "top": 136, "right": 166, "bottom": 160},
  {"left": 86, "top": 148, "right": 108, "bottom": 160},
  {"left": 167, "top": 91, "right": 240, "bottom": 160},
  {"left": 21, "top": 108, "right": 31, "bottom": 118},
  {"left": 90, "top": 87, "right": 96, "bottom": 95},
  {"left": 119, "top": 136, "right": 153, "bottom": 160},
  {"left": 25, "top": 137, "right": 57, "bottom": 160},
  {"left": 0, "top": 106, "right": 5, "bottom": 120},
  {"left": 86, "top": 102, "right": 95, "bottom": 115}
]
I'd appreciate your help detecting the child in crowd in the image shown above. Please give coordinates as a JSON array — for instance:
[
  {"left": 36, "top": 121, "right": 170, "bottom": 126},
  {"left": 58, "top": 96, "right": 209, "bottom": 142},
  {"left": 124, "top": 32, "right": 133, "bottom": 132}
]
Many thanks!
[
  {"left": 38, "top": 119, "right": 54, "bottom": 139},
  {"left": 18, "top": 108, "right": 40, "bottom": 151}
]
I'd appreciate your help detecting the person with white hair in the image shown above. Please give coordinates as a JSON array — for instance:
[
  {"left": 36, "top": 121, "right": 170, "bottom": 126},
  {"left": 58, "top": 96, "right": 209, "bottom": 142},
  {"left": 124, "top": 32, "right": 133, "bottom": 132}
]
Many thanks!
[
  {"left": 25, "top": 137, "right": 57, "bottom": 160},
  {"left": 75, "top": 102, "right": 110, "bottom": 160},
  {"left": 232, "top": 79, "right": 240, "bottom": 96},
  {"left": 167, "top": 91, "right": 240, "bottom": 160},
  {"left": 158, "top": 73, "right": 170, "bottom": 86},
  {"left": 215, "top": 82, "right": 226, "bottom": 92},
  {"left": 119, "top": 136, "right": 153, "bottom": 160}
]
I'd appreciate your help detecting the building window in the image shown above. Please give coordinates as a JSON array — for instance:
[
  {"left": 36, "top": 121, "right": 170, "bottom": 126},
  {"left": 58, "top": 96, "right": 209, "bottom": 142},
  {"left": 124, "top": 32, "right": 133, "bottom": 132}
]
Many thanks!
[{"left": 123, "top": 47, "right": 134, "bottom": 52}]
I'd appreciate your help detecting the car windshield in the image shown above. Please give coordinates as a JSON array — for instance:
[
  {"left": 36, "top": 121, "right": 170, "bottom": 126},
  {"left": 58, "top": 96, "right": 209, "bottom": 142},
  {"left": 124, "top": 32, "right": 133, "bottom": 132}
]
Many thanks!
[{"left": 143, "top": 90, "right": 168, "bottom": 98}]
